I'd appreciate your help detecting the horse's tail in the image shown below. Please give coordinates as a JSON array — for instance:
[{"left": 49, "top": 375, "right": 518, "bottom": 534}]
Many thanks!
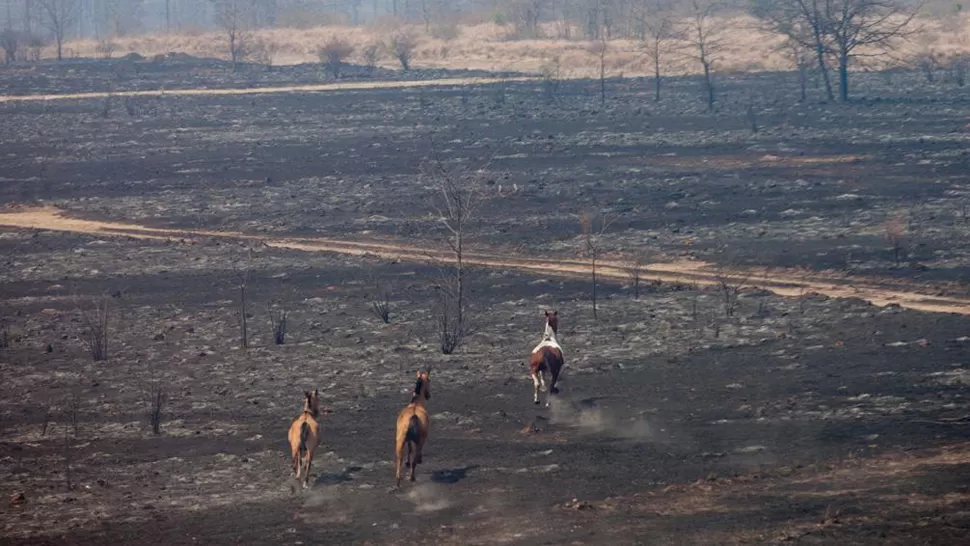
[
  {"left": 299, "top": 421, "right": 310, "bottom": 455},
  {"left": 544, "top": 349, "right": 561, "bottom": 394},
  {"left": 404, "top": 414, "right": 421, "bottom": 445}
]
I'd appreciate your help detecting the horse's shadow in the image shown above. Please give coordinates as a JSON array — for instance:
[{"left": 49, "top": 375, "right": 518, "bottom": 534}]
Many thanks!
[
  {"left": 430, "top": 465, "right": 480, "bottom": 484},
  {"left": 315, "top": 464, "right": 364, "bottom": 486}
]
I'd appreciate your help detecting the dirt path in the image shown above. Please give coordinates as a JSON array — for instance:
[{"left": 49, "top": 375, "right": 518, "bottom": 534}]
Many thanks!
[
  {"left": 3, "top": 205, "right": 970, "bottom": 316},
  {"left": 0, "top": 76, "right": 537, "bottom": 103}
]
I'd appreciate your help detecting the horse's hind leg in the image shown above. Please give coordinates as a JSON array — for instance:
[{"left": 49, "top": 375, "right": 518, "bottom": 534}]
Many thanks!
[
  {"left": 531, "top": 371, "right": 541, "bottom": 405},
  {"left": 302, "top": 448, "right": 315, "bottom": 489},
  {"left": 550, "top": 365, "right": 561, "bottom": 395},
  {"left": 395, "top": 443, "right": 404, "bottom": 487},
  {"left": 539, "top": 373, "right": 549, "bottom": 407}
]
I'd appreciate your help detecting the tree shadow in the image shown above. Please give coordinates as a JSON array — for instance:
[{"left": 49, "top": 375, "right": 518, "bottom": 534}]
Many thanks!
[{"left": 430, "top": 465, "right": 480, "bottom": 484}]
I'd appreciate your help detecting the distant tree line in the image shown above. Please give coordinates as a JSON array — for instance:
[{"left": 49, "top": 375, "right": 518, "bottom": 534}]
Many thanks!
[{"left": 0, "top": 0, "right": 961, "bottom": 104}]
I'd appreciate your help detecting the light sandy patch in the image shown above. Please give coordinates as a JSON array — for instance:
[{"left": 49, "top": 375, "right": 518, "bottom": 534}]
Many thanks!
[{"left": 2, "top": 206, "right": 970, "bottom": 316}]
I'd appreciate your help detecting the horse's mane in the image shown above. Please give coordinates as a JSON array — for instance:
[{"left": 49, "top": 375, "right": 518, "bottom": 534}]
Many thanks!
[{"left": 410, "top": 378, "right": 424, "bottom": 404}]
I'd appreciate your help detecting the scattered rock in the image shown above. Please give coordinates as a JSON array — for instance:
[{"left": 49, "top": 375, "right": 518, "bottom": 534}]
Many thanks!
[{"left": 9, "top": 491, "right": 25, "bottom": 505}]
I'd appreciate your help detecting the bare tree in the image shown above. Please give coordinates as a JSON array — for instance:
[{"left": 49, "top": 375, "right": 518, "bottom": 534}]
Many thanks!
[
  {"left": 713, "top": 264, "right": 749, "bottom": 318},
  {"left": 387, "top": 30, "right": 417, "bottom": 70},
  {"left": 635, "top": 0, "right": 680, "bottom": 102},
  {"left": 147, "top": 368, "right": 166, "bottom": 435},
  {"left": 751, "top": 0, "right": 835, "bottom": 101},
  {"left": 1, "top": 29, "right": 20, "bottom": 63},
  {"left": 822, "top": 0, "right": 919, "bottom": 101},
  {"left": 102, "top": 0, "right": 143, "bottom": 37},
  {"left": 421, "top": 143, "right": 494, "bottom": 354},
  {"left": 269, "top": 307, "right": 287, "bottom": 344},
  {"left": 627, "top": 252, "right": 652, "bottom": 300},
  {"left": 781, "top": 35, "right": 813, "bottom": 101},
  {"left": 885, "top": 213, "right": 906, "bottom": 267},
  {"left": 211, "top": 0, "right": 250, "bottom": 72},
  {"left": 579, "top": 212, "right": 616, "bottom": 319},
  {"left": 588, "top": 36, "right": 609, "bottom": 106},
  {"left": 37, "top": 0, "right": 79, "bottom": 61},
  {"left": 685, "top": 0, "right": 724, "bottom": 111},
  {"left": 230, "top": 251, "right": 252, "bottom": 349}
]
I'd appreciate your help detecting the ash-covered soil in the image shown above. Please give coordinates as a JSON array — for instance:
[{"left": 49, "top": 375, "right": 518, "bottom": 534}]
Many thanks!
[{"left": 1, "top": 61, "right": 970, "bottom": 544}]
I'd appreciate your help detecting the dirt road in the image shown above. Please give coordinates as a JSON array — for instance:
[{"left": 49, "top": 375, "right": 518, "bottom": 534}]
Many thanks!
[
  {"left": 0, "top": 76, "right": 536, "bottom": 103},
  {"left": 2, "top": 206, "right": 968, "bottom": 316}
]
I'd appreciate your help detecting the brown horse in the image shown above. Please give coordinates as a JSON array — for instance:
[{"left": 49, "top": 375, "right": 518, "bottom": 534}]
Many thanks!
[
  {"left": 287, "top": 389, "right": 321, "bottom": 489},
  {"left": 395, "top": 370, "right": 431, "bottom": 487},
  {"left": 529, "top": 310, "right": 564, "bottom": 406}
]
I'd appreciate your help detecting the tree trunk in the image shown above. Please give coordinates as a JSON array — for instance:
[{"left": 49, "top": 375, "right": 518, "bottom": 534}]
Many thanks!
[
  {"left": 703, "top": 62, "right": 714, "bottom": 111},
  {"left": 56, "top": 34, "right": 62, "bottom": 60},
  {"left": 814, "top": 37, "right": 834, "bottom": 101},
  {"left": 798, "top": 66, "right": 807, "bottom": 102},
  {"left": 239, "top": 284, "right": 247, "bottom": 348},
  {"left": 599, "top": 57, "right": 606, "bottom": 106},
  {"left": 653, "top": 54, "right": 661, "bottom": 102},
  {"left": 838, "top": 53, "right": 849, "bottom": 102},
  {"left": 230, "top": 30, "right": 237, "bottom": 72},
  {"left": 591, "top": 257, "right": 598, "bottom": 319},
  {"left": 455, "top": 231, "right": 463, "bottom": 334}
]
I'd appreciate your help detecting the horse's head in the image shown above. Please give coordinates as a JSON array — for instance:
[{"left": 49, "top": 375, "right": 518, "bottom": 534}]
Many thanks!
[
  {"left": 413, "top": 370, "right": 431, "bottom": 402},
  {"left": 543, "top": 310, "right": 559, "bottom": 336},
  {"left": 304, "top": 389, "right": 320, "bottom": 417}
]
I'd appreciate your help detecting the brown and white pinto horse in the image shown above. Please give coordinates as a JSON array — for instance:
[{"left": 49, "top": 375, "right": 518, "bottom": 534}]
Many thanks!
[
  {"left": 529, "top": 310, "right": 564, "bottom": 406},
  {"left": 288, "top": 389, "right": 321, "bottom": 489},
  {"left": 395, "top": 370, "right": 431, "bottom": 487}
]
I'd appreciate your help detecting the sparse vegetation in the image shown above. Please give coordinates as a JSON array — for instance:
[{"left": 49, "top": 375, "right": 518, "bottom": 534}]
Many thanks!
[
  {"left": 318, "top": 36, "right": 354, "bottom": 79},
  {"left": 370, "top": 284, "right": 392, "bottom": 324},
  {"left": 96, "top": 38, "right": 117, "bottom": 59},
  {"left": 249, "top": 37, "right": 280, "bottom": 69},
  {"left": 78, "top": 295, "right": 109, "bottom": 362}
]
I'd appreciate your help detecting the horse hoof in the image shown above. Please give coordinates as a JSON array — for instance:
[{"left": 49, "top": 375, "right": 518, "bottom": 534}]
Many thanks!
[
  {"left": 534, "top": 400, "right": 540, "bottom": 405},
  {"left": 405, "top": 462, "right": 410, "bottom": 469},
  {"left": 550, "top": 387, "right": 560, "bottom": 394}
]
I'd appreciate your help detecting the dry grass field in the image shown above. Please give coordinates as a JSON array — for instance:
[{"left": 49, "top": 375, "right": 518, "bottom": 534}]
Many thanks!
[{"left": 54, "top": 14, "right": 970, "bottom": 79}]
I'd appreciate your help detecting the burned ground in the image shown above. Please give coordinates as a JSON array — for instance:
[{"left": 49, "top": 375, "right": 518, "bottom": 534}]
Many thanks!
[{"left": 1, "top": 59, "right": 969, "bottom": 544}]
